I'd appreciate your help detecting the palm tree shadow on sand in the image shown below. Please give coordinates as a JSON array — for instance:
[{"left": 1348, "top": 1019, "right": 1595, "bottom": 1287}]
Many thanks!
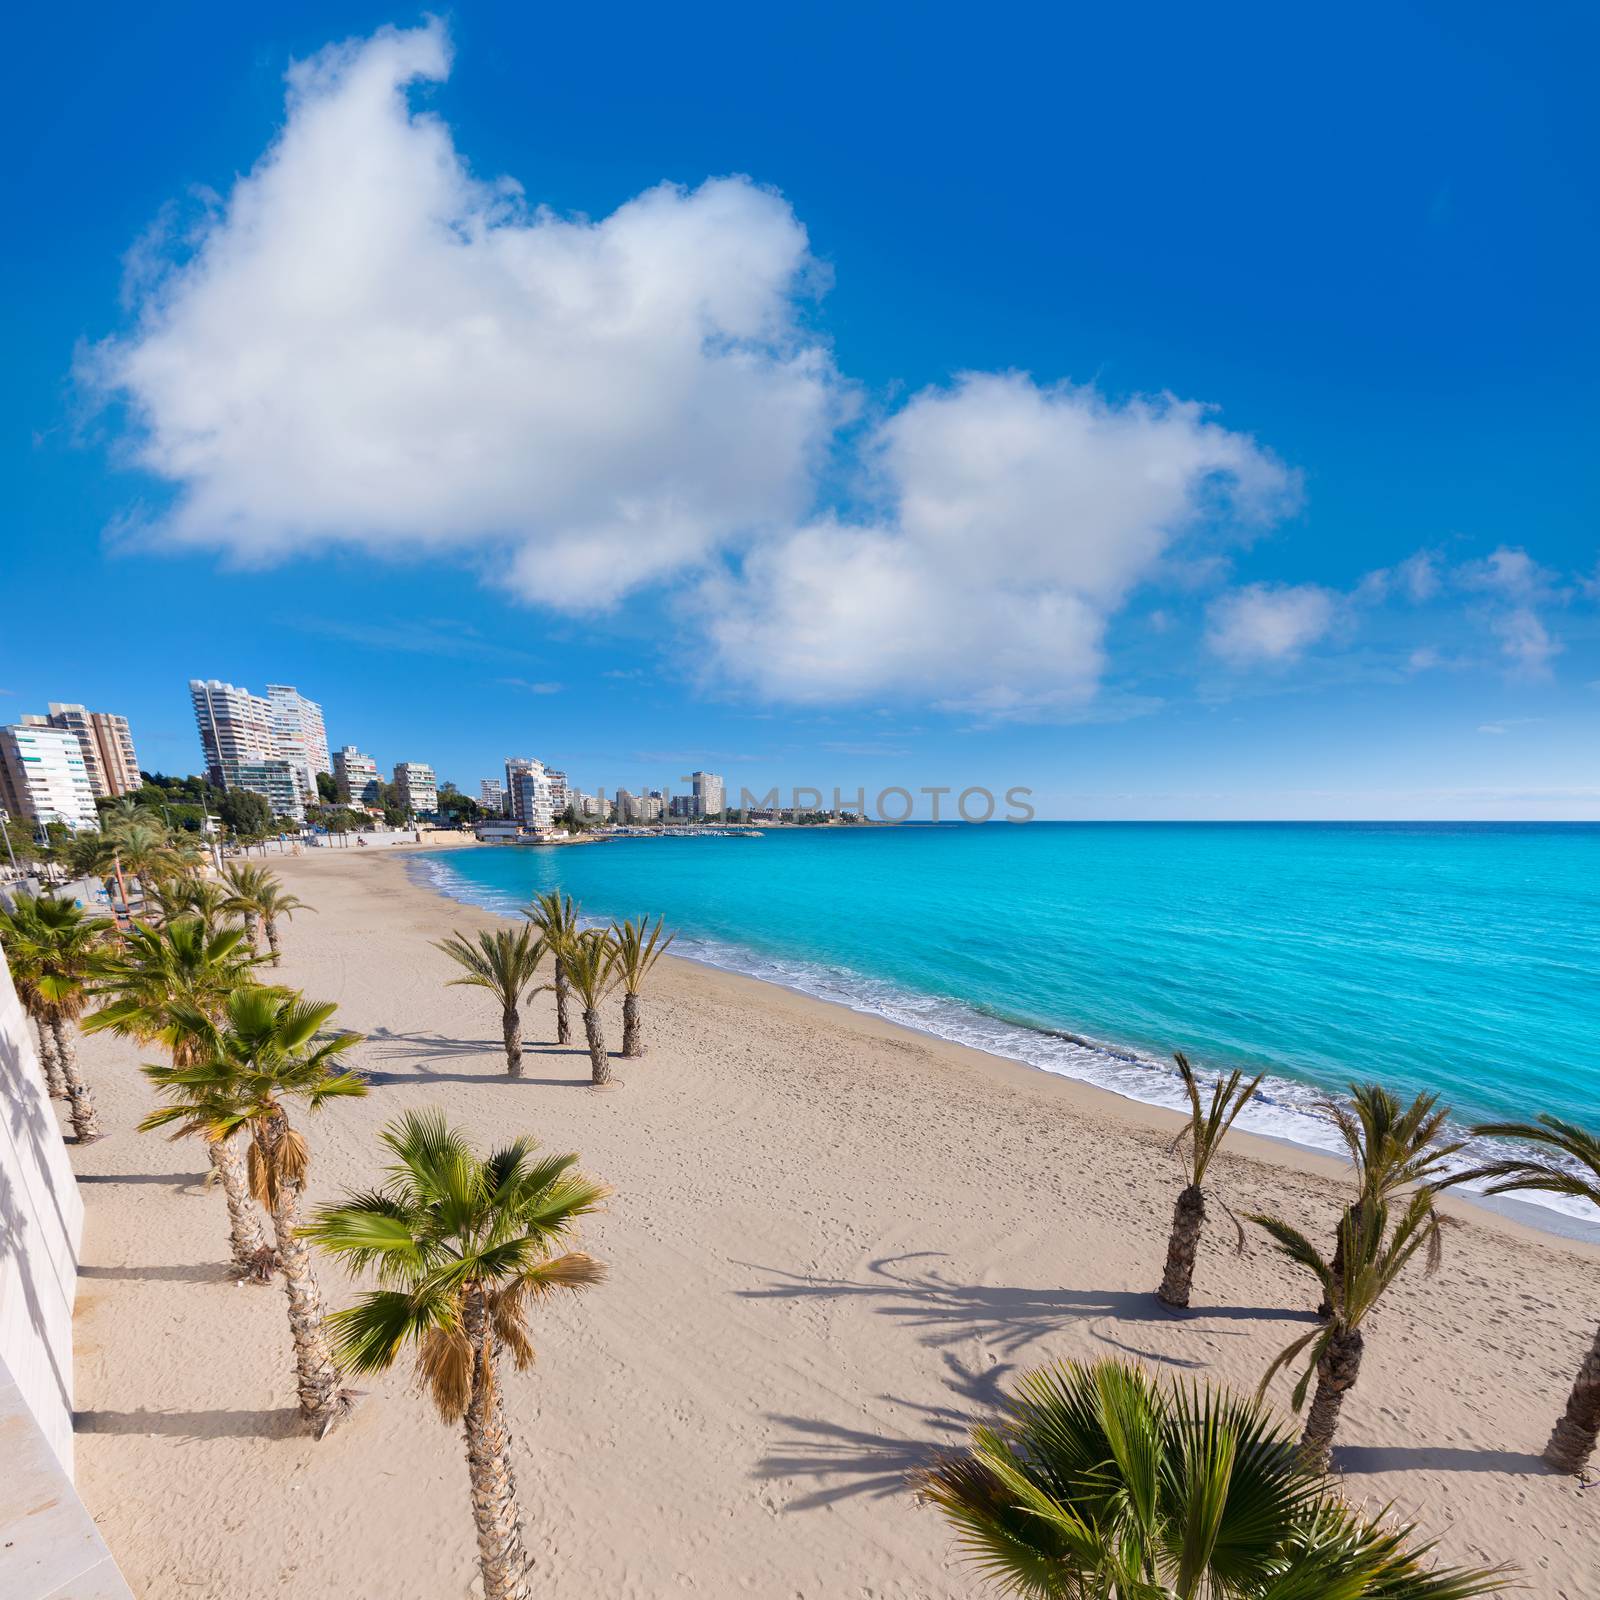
[
  {"left": 362, "top": 1028, "right": 593, "bottom": 1087},
  {"left": 737, "top": 1251, "right": 1317, "bottom": 1359},
  {"left": 743, "top": 1252, "right": 1320, "bottom": 1509}
]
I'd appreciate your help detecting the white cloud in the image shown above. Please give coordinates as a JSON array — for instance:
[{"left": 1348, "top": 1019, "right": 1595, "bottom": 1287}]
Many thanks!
[
  {"left": 1203, "top": 582, "right": 1338, "bottom": 666},
  {"left": 86, "top": 20, "right": 1306, "bottom": 717},
  {"left": 84, "top": 20, "right": 839, "bottom": 611},
  {"left": 702, "top": 373, "right": 1296, "bottom": 713},
  {"left": 1458, "top": 545, "right": 1564, "bottom": 678}
]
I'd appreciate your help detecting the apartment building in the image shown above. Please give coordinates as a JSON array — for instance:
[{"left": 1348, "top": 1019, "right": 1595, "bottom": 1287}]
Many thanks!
[
  {"left": 266, "top": 685, "right": 331, "bottom": 801},
  {"left": 393, "top": 761, "right": 438, "bottom": 816},
  {"left": 0, "top": 722, "right": 100, "bottom": 830},
  {"left": 190, "top": 679, "right": 274, "bottom": 787},
  {"left": 334, "top": 746, "right": 381, "bottom": 808},
  {"left": 504, "top": 757, "right": 556, "bottom": 828},
  {"left": 42, "top": 704, "right": 141, "bottom": 798},
  {"left": 479, "top": 778, "right": 506, "bottom": 815},
  {"left": 691, "top": 770, "right": 726, "bottom": 818}
]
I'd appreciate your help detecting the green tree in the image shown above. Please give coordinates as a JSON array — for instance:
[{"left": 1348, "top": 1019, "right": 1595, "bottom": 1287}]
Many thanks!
[
  {"left": 917, "top": 1356, "right": 1506, "bottom": 1598},
  {"left": 0, "top": 892, "right": 108, "bottom": 1140},
  {"left": 1252, "top": 1192, "right": 1438, "bottom": 1470},
  {"left": 316, "top": 771, "right": 338, "bottom": 803},
  {"left": 437, "top": 926, "right": 547, "bottom": 1077},
  {"left": 1466, "top": 1115, "right": 1600, "bottom": 1473},
  {"left": 0, "top": 892, "right": 68, "bottom": 1098},
  {"left": 609, "top": 915, "right": 674, "bottom": 1058},
  {"left": 524, "top": 891, "right": 579, "bottom": 1045},
  {"left": 253, "top": 879, "right": 311, "bottom": 965},
  {"left": 306, "top": 1111, "right": 607, "bottom": 1600},
  {"left": 561, "top": 929, "right": 621, "bottom": 1086},
  {"left": 141, "top": 988, "right": 366, "bottom": 1434},
  {"left": 221, "top": 863, "right": 273, "bottom": 950},
  {"left": 217, "top": 788, "right": 273, "bottom": 837},
  {"left": 1156, "top": 1052, "right": 1261, "bottom": 1309},
  {"left": 1317, "top": 1085, "right": 1465, "bottom": 1315},
  {"left": 86, "top": 917, "right": 274, "bottom": 1276}
]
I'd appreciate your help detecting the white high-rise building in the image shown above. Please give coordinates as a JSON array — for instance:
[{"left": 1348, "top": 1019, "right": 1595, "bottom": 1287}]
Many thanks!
[
  {"left": 691, "top": 771, "right": 725, "bottom": 818},
  {"left": 334, "top": 746, "right": 381, "bottom": 808},
  {"left": 0, "top": 722, "right": 99, "bottom": 830},
  {"left": 43, "top": 704, "right": 141, "bottom": 798},
  {"left": 480, "top": 778, "right": 506, "bottom": 815},
  {"left": 393, "top": 762, "right": 438, "bottom": 816},
  {"left": 504, "top": 757, "right": 555, "bottom": 828},
  {"left": 190, "top": 679, "right": 274, "bottom": 787},
  {"left": 266, "top": 685, "right": 331, "bottom": 802}
]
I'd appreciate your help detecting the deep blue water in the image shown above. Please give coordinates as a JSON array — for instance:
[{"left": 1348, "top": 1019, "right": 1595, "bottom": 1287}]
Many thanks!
[{"left": 412, "top": 823, "right": 1600, "bottom": 1228}]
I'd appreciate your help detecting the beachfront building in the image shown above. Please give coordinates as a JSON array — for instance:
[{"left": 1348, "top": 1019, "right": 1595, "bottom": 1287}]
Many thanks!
[
  {"left": 505, "top": 757, "right": 556, "bottom": 828},
  {"left": 266, "top": 684, "right": 331, "bottom": 802},
  {"left": 191, "top": 677, "right": 326, "bottom": 821},
  {"left": 479, "top": 778, "right": 506, "bottom": 815},
  {"left": 692, "top": 770, "right": 725, "bottom": 818},
  {"left": 334, "top": 745, "right": 381, "bottom": 808},
  {"left": 190, "top": 678, "right": 275, "bottom": 787},
  {"left": 0, "top": 722, "right": 100, "bottom": 831},
  {"left": 41, "top": 704, "right": 141, "bottom": 798},
  {"left": 226, "top": 758, "right": 304, "bottom": 822},
  {"left": 393, "top": 761, "right": 438, "bottom": 817},
  {"left": 545, "top": 769, "right": 569, "bottom": 815}
]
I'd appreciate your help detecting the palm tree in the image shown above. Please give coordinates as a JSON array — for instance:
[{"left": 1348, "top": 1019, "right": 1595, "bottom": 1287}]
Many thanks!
[
  {"left": 561, "top": 930, "right": 621, "bottom": 1086},
  {"left": 1156, "top": 1052, "right": 1262, "bottom": 1309},
  {"left": 153, "top": 875, "right": 233, "bottom": 931},
  {"left": 254, "top": 879, "right": 311, "bottom": 965},
  {"left": 1252, "top": 1191, "right": 1438, "bottom": 1470},
  {"left": 221, "top": 862, "right": 272, "bottom": 952},
  {"left": 1317, "top": 1084, "right": 1466, "bottom": 1315},
  {"left": 0, "top": 892, "right": 108, "bottom": 1141},
  {"left": 140, "top": 988, "right": 366, "bottom": 1434},
  {"left": 437, "top": 926, "right": 547, "bottom": 1077},
  {"left": 305, "top": 1111, "right": 608, "bottom": 1600},
  {"left": 0, "top": 895, "right": 68, "bottom": 1100},
  {"left": 916, "top": 1356, "right": 1506, "bottom": 1598},
  {"left": 87, "top": 916, "right": 274, "bottom": 1278},
  {"left": 1465, "top": 1114, "right": 1600, "bottom": 1474},
  {"left": 98, "top": 819, "right": 182, "bottom": 918},
  {"left": 609, "top": 915, "right": 674, "bottom": 1058},
  {"left": 524, "top": 891, "right": 579, "bottom": 1045}
]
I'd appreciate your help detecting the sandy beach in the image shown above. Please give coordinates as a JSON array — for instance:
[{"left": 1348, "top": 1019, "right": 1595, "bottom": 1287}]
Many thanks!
[{"left": 63, "top": 846, "right": 1599, "bottom": 1598}]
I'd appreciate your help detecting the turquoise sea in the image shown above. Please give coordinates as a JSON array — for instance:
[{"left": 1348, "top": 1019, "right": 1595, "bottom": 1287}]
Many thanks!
[{"left": 411, "top": 823, "right": 1600, "bottom": 1233}]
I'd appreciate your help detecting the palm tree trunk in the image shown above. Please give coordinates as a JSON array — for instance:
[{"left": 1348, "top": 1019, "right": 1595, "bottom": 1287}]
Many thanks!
[
  {"left": 621, "top": 991, "right": 644, "bottom": 1058},
  {"left": 35, "top": 1018, "right": 66, "bottom": 1099},
  {"left": 1317, "top": 1204, "right": 1355, "bottom": 1318},
  {"left": 1299, "top": 1325, "right": 1364, "bottom": 1471},
  {"left": 243, "top": 911, "right": 261, "bottom": 952},
  {"left": 49, "top": 1020, "right": 101, "bottom": 1143},
  {"left": 583, "top": 1008, "right": 611, "bottom": 1086},
  {"left": 258, "top": 1123, "right": 345, "bottom": 1434},
  {"left": 502, "top": 1004, "right": 523, "bottom": 1078},
  {"left": 265, "top": 916, "right": 281, "bottom": 965},
  {"left": 462, "top": 1291, "right": 532, "bottom": 1600},
  {"left": 553, "top": 959, "right": 572, "bottom": 1044},
  {"left": 1544, "top": 1320, "right": 1600, "bottom": 1474},
  {"left": 210, "top": 1136, "right": 274, "bottom": 1281},
  {"left": 1157, "top": 1184, "right": 1206, "bottom": 1308}
]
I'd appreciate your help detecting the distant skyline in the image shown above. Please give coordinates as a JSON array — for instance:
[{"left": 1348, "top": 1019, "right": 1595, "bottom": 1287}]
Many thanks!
[{"left": 6, "top": 5, "right": 1598, "bottom": 818}]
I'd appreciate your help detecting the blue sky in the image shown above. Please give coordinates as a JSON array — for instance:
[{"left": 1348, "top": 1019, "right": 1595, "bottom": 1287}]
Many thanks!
[{"left": 6, "top": 2, "right": 1597, "bottom": 817}]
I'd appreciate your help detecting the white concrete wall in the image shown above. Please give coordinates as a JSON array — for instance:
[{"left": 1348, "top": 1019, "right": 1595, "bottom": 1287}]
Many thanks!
[
  {"left": 0, "top": 946, "right": 82, "bottom": 1472},
  {"left": 0, "top": 947, "right": 134, "bottom": 1598}
]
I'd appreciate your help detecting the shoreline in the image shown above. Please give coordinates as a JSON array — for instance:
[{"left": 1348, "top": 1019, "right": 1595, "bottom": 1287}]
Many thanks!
[
  {"left": 405, "top": 844, "right": 1600, "bottom": 1249},
  {"left": 66, "top": 843, "right": 1600, "bottom": 1598}
]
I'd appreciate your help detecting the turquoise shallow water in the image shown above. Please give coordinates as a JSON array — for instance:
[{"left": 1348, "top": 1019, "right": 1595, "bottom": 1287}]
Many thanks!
[{"left": 411, "top": 822, "right": 1600, "bottom": 1230}]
